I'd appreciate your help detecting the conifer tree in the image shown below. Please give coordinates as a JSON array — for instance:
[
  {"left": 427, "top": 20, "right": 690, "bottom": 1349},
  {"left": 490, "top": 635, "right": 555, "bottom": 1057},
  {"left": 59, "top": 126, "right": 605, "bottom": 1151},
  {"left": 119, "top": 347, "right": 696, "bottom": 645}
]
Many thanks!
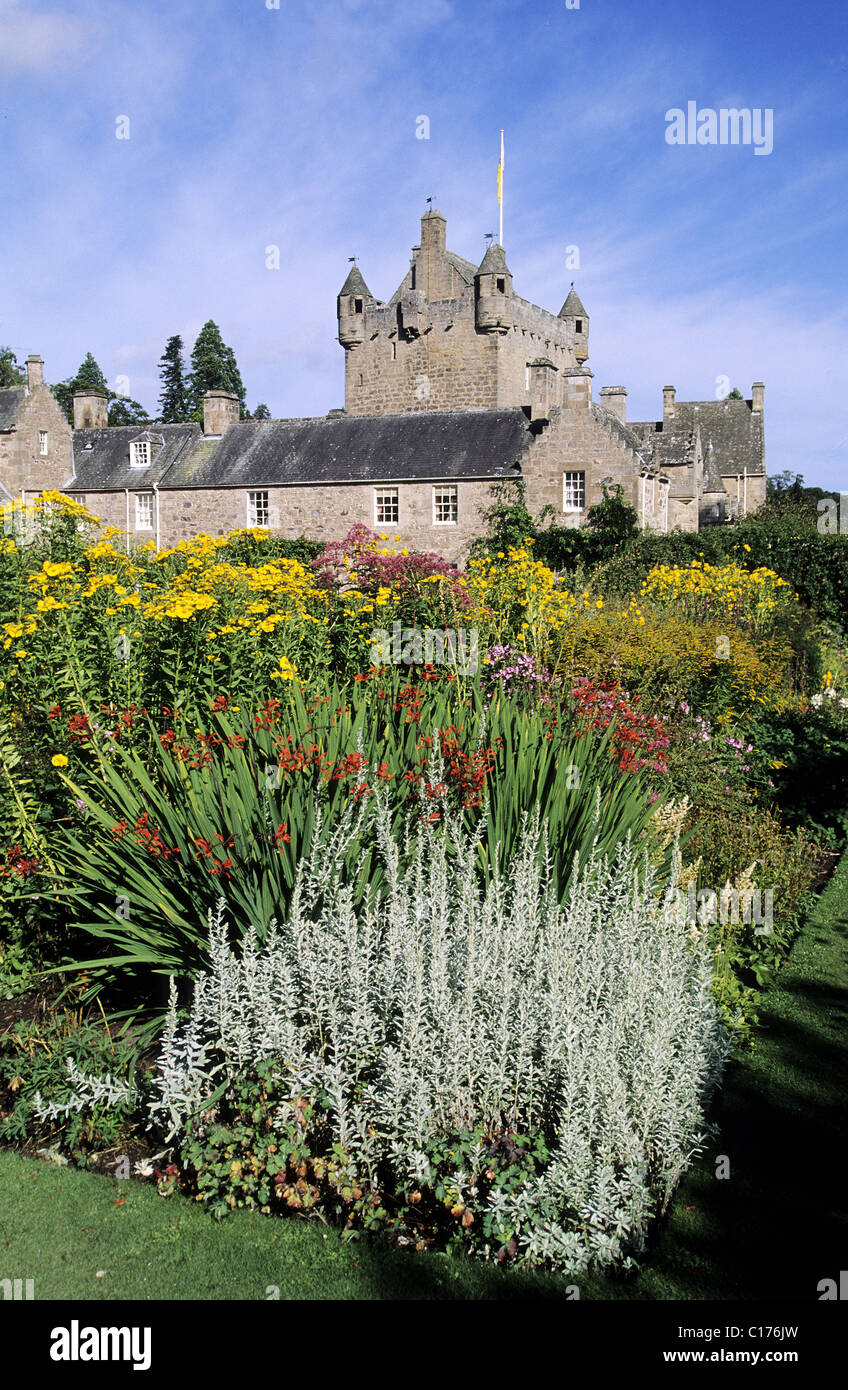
[
  {"left": 187, "top": 321, "right": 247, "bottom": 421},
  {"left": 157, "top": 334, "right": 189, "bottom": 422},
  {"left": 51, "top": 352, "right": 148, "bottom": 426},
  {"left": 73, "top": 352, "right": 109, "bottom": 392}
]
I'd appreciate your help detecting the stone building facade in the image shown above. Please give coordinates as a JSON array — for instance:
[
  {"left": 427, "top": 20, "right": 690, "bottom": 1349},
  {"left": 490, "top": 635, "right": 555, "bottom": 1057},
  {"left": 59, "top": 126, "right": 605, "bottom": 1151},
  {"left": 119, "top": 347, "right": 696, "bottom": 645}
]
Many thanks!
[
  {"left": 0, "top": 356, "right": 74, "bottom": 503},
  {"left": 0, "top": 209, "right": 766, "bottom": 559}
]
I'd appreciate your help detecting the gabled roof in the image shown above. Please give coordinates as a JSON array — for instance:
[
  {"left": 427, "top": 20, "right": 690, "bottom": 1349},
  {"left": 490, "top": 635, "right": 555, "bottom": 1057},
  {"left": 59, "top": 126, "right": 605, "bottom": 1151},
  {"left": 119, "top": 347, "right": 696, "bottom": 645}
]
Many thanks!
[
  {"left": 68, "top": 424, "right": 201, "bottom": 490},
  {"left": 559, "top": 286, "right": 587, "bottom": 318},
  {"left": 592, "top": 401, "right": 649, "bottom": 459},
  {"left": 630, "top": 397, "right": 764, "bottom": 477},
  {"left": 0, "top": 388, "right": 26, "bottom": 432},
  {"left": 162, "top": 410, "right": 531, "bottom": 489},
  {"left": 444, "top": 250, "right": 478, "bottom": 284},
  {"left": 338, "top": 264, "right": 372, "bottom": 297}
]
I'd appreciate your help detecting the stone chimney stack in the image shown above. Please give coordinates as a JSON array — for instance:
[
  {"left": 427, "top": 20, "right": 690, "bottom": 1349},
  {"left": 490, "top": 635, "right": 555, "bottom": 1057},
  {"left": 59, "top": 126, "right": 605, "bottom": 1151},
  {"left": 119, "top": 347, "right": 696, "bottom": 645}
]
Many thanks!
[
  {"left": 663, "top": 385, "right": 676, "bottom": 421},
  {"left": 562, "top": 366, "right": 593, "bottom": 411},
  {"left": 751, "top": 381, "right": 764, "bottom": 413},
  {"left": 203, "top": 389, "right": 240, "bottom": 436},
  {"left": 600, "top": 386, "right": 627, "bottom": 422},
  {"left": 73, "top": 389, "right": 109, "bottom": 429},
  {"left": 420, "top": 209, "right": 446, "bottom": 253},
  {"left": 26, "top": 355, "right": 44, "bottom": 390},
  {"left": 527, "top": 358, "right": 558, "bottom": 424}
]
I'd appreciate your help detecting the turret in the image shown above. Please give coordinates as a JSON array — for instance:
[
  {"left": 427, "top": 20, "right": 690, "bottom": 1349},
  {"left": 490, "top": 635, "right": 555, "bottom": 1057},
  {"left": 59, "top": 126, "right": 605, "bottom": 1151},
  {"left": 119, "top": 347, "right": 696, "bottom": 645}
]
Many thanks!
[
  {"left": 337, "top": 263, "right": 371, "bottom": 349},
  {"left": 559, "top": 284, "right": 589, "bottom": 364},
  {"left": 475, "top": 241, "right": 513, "bottom": 332}
]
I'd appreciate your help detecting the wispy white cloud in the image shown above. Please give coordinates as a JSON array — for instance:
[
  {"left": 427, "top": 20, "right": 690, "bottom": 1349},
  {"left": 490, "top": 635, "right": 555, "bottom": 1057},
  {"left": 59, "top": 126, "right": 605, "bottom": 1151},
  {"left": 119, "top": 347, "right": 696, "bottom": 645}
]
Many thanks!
[
  {"left": 1, "top": 0, "right": 844, "bottom": 488},
  {"left": 0, "top": 0, "right": 98, "bottom": 73}
]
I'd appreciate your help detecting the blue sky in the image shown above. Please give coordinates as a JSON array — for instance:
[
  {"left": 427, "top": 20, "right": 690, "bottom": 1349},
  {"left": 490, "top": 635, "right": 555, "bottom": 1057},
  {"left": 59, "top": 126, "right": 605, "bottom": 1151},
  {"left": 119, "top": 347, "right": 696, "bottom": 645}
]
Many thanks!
[{"left": 1, "top": 0, "right": 846, "bottom": 486}]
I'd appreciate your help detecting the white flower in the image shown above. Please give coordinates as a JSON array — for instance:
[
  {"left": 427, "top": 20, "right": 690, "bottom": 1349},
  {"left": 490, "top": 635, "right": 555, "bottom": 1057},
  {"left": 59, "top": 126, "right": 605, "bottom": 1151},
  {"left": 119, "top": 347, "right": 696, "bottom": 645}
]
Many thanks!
[
  {"left": 811, "top": 693, "right": 823, "bottom": 708},
  {"left": 840, "top": 699, "right": 848, "bottom": 709},
  {"left": 826, "top": 687, "right": 837, "bottom": 699}
]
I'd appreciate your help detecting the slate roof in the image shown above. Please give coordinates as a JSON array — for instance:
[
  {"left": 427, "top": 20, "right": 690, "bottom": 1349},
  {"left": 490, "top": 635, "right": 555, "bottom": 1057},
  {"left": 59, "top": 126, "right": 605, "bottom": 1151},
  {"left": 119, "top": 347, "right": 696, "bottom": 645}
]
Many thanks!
[
  {"left": 161, "top": 410, "right": 531, "bottom": 490},
  {"left": 0, "top": 388, "right": 26, "bottom": 432},
  {"left": 559, "top": 286, "right": 587, "bottom": 318},
  {"left": 338, "top": 264, "right": 371, "bottom": 298},
  {"left": 476, "top": 242, "right": 510, "bottom": 275},
  {"left": 68, "top": 424, "right": 201, "bottom": 491},
  {"left": 445, "top": 251, "right": 479, "bottom": 284},
  {"left": 630, "top": 398, "right": 764, "bottom": 477}
]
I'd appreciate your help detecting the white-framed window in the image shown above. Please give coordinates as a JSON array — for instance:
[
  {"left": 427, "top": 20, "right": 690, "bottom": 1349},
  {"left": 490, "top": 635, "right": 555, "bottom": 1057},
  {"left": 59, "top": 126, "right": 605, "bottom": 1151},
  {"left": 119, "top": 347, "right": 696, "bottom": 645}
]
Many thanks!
[
  {"left": 563, "top": 470, "right": 586, "bottom": 512},
  {"left": 375, "top": 487, "right": 398, "bottom": 525},
  {"left": 247, "top": 490, "right": 270, "bottom": 527},
  {"left": 130, "top": 441, "right": 150, "bottom": 468},
  {"left": 134, "top": 493, "right": 153, "bottom": 531},
  {"left": 433, "top": 483, "right": 458, "bottom": 525},
  {"left": 39, "top": 430, "right": 48, "bottom": 455}
]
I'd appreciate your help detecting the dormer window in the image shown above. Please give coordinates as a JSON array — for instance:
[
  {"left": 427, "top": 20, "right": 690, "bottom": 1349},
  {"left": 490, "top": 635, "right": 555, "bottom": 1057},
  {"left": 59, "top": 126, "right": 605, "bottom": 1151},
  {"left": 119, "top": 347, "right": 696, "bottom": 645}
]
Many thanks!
[{"left": 129, "top": 430, "right": 165, "bottom": 469}]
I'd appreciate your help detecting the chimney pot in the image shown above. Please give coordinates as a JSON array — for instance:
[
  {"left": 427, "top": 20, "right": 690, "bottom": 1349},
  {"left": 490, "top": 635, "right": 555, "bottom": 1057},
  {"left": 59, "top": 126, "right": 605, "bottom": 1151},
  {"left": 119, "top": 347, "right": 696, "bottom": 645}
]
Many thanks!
[
  {"left": 751, "top": 381, "right": 764, "bottom": 413},
  {"left": 662, "top": 385, "right": 676, "bottom": 420}
]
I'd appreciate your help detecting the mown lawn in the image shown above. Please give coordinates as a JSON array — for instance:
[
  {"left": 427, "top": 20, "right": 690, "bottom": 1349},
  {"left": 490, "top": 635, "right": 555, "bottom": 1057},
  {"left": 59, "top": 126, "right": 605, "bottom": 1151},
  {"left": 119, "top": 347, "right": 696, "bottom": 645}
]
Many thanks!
[{"left": 2, "top": 849, "right": 846, "bottom": 1301}]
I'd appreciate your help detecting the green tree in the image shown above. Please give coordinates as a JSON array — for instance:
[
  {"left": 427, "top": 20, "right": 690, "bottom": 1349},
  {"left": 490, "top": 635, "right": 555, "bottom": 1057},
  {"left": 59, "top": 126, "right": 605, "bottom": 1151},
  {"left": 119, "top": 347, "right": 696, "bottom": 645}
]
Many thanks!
[
  {"left": 74, "top": 351, "right": 109, "bottom": 392},
  {"left": 584, "top": 484, "right": 640, "bottom": 556},
  {"left": 251, "top": 402, "right": 271, "bottom": 420},
  {"left": 726, "top": 387, "right": 744, "bottom": 400},
  {"left": 157, "top": 334, "right": 189, "bottom": 423},
  {"left": 51, "top": 352, "right": 148, "bottom": 427},
  {"left": 0, "top": 347, "right": 25, "bottom": 388},
  {"left": 187, "top": 321, "right": 247, "bottom": 421},
  {"left": 108, "top": 397, "right": 150, "bottom": 426}
]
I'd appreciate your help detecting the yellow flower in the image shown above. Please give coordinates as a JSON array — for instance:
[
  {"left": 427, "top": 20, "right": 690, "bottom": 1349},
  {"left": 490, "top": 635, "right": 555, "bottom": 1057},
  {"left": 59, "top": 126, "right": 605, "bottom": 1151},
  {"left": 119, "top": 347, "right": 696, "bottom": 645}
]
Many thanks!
[{"left": 51, "top": 754, "right": 68, "bottom": 767}]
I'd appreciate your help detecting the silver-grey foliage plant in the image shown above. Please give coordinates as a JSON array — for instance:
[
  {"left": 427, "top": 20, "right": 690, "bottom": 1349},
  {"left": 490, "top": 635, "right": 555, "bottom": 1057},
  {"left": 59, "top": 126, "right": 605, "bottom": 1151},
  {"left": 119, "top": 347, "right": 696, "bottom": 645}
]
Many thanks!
[{"left": 150, "top": 789, "right": 730, "bottom": 1274}]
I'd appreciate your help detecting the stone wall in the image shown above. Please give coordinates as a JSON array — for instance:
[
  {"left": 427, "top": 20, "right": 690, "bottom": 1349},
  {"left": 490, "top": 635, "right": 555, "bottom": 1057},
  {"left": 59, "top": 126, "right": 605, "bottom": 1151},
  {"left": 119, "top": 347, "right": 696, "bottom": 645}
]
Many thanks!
[
  {"left": 344, "top": 251, "right": 578, "bottom": 418},
  {"left": 522, "top": 403, "right": 643, "bottom": 525},
  {"left": 0, "top": 385, "right": 74, "bottom": 497},
  {"left": 73, "top": 479, "right": 504, "bottom": 562}
]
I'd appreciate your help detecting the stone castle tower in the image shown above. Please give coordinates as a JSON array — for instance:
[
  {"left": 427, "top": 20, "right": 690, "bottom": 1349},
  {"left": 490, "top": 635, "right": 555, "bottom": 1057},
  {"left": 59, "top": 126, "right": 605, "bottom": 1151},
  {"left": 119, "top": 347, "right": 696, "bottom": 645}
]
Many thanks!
[{"left": 337, "top": 209, "right": 590, "bottom": 418}]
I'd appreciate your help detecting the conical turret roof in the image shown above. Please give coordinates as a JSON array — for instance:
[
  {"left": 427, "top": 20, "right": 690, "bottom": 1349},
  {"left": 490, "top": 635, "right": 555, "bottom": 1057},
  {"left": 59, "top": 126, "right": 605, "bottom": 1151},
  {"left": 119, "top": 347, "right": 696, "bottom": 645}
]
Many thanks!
[
  {"left": 476, "top": 241, "right": 510, "bottom": 275},
  {"left": 339, "top": 264, "right": 372, "bottom": 297},
  {"left": 559, "top": 284, "right": 587, "bottom": 318}
]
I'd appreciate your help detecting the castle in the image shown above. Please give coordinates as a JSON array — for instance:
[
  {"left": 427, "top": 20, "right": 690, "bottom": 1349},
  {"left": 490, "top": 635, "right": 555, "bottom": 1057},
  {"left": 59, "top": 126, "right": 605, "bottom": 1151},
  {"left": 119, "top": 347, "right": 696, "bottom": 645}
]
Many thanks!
[{"left": 0, "top": 209, "right": 765, "bottom": 558}]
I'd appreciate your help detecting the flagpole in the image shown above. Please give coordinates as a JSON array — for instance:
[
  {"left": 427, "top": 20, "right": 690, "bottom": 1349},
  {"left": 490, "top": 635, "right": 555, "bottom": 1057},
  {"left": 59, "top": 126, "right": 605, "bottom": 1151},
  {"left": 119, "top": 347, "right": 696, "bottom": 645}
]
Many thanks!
[{"left": 499, "top": 130, "right": 504, "bottom": 246}]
